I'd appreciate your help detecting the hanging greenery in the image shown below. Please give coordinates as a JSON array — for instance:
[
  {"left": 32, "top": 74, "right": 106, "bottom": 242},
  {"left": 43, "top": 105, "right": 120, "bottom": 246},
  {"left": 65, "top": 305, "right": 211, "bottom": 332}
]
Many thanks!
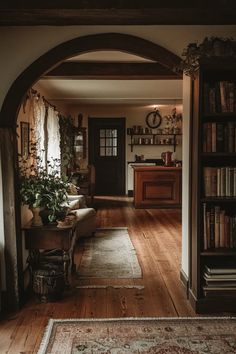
[
  {"left": 59, "top": 115, "right": 76, "bottom": 176},
  {"left": 177, "top": 37, "right": 236, "bottom": 78}
]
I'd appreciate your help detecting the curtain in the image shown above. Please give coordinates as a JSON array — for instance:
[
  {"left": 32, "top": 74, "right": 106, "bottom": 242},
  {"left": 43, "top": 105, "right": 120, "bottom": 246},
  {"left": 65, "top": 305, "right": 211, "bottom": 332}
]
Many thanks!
[
  {"left": 47, "top": 105, "right": 61, "bottom": 174},
  {"left": 33, "top": 96, "right": 46, "bottom": 168}
]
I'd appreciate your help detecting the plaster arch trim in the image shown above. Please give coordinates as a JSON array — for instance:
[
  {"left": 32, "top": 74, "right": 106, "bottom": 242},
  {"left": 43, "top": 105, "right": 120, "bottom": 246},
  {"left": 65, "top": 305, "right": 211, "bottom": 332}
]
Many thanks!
[{"left": 0, "top": 32, "right": 181, "bottom": 127}]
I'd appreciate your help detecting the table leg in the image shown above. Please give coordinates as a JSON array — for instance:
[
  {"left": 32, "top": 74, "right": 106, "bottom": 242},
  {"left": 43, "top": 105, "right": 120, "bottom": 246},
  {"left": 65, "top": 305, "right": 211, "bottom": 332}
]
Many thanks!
[{"left": 62, "top": 250, "right": 70, "bottom": 286}]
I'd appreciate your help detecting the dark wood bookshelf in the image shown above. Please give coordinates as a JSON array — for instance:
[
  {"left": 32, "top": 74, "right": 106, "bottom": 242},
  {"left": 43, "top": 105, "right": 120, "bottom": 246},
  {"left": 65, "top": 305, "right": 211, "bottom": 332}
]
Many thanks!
[{"left": 190, "top": 57, "right": 236, "bottom": 314}]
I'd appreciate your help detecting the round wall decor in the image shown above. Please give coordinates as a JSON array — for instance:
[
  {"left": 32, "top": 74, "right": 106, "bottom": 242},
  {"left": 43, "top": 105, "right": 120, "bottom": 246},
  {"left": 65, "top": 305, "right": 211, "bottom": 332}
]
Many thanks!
[{"left": 145, "top": 109, "right": 162, "bottom": 129}]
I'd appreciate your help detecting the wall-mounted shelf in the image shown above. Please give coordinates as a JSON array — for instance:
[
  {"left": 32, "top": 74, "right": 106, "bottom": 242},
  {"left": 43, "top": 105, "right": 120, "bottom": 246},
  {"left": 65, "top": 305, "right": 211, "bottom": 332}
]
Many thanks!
[{"left": 127, "top": 132, "right": 182, "bottom": 152}]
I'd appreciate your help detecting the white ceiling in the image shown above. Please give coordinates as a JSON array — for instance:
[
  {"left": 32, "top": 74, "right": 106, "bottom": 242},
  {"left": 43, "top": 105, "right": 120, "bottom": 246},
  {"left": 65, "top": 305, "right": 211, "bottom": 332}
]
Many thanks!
[
  {"left": 37, "top": 79, "right": 182, "bottom": 105},
  {"left": 37, "top": 51, "right": 182, "bottom": 105},
  {"left": 66, "top": 51, "right": 155, "bottom": 62}
]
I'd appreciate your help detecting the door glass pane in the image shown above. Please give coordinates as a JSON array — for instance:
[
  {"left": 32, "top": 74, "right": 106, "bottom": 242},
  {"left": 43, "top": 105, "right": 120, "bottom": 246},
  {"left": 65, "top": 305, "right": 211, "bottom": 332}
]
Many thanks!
[
  {"left": 106, "top": 129, "right": 112, "bottom": 137},
  {"left": 100, "top": 147, "right": 105, "bottom": 156},
  {"left": 112, "top": 129, "right": 117, "bottom": 137},
  {"left": 113, "top": 138, "right": 117, "bottom": 146},
  {"left": 106, "top": 138, "right": 112, "bottom": 147},
  {"left": 100, "top": 138, "right": 105, "bottom": 147},
  {"left": 106, "top": 147, "right": 112, "bottom": 156},
  {"left": 100, "top": 129, "right": 105, "bottom": 137},
  {"left": 113, "top": 147, "right": 117, "bottom": 156}
]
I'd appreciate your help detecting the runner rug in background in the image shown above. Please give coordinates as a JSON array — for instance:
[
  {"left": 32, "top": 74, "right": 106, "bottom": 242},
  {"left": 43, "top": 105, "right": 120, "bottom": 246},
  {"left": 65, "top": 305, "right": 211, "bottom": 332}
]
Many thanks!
[
  {"left": 38, "top": 317, "right": 236, "bottom": 354},
  {"left": 77, "top": 227, "right": 142, "bottom": 278}
]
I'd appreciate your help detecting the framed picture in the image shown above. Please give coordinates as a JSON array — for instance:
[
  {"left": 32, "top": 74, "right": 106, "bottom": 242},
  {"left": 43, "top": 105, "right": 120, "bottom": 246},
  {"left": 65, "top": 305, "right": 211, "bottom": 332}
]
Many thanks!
[{"left": 20, "top": 122, "right": 30, "bottom": 158}]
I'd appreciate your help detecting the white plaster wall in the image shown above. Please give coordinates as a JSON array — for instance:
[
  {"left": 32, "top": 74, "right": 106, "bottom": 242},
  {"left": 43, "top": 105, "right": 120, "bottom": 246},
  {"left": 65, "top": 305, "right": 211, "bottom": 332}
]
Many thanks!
[
  {"left": 0, "top": 25, "right": 236, "bottom": 110},
  {"left": 62, "top": 103, "right": 183, "bottom": 193}
]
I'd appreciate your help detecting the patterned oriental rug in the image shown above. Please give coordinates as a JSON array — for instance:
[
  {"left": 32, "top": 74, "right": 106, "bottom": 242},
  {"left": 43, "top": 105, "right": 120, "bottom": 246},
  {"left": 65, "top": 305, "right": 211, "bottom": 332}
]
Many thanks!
[
  {"left": 77, "top": 227, "right": 142, "bottom": 278},
  {"left": 38, "top": 317, "right": 236, "bottom": 354}
]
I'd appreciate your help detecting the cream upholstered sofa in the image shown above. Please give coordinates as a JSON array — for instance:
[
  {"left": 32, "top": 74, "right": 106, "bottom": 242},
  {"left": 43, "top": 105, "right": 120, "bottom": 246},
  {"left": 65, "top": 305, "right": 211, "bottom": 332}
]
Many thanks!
[{"left": 67, "top": 195, "right": 96, "bottom": 239}]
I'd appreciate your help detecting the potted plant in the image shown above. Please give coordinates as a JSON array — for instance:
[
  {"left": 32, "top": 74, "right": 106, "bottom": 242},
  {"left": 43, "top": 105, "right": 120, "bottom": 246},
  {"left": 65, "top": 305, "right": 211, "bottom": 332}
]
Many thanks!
[{"left": 19, "top": 143, "right": 69, "bottom": 225}]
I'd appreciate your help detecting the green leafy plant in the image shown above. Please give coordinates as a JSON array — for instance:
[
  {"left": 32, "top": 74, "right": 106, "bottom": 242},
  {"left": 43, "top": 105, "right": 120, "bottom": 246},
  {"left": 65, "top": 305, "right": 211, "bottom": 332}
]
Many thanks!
[
  {"left": 19, "top": 143, "right": 69, "bottom": 222},
  {"left": 177, "top": 37, "right": 236, "bottom": 78}
]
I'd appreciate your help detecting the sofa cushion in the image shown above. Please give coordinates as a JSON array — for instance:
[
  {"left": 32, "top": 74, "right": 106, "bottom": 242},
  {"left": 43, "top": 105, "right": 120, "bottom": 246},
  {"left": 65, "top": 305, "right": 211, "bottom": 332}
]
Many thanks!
[
  {"left": 70, "top": 208, "right": 96, "bottom": 222},
  {"left": 67, "top": 195, "right": 87, "bottom": 208},
  {"left": 67, "top": 199, "right": 81, "bottom": 210}
]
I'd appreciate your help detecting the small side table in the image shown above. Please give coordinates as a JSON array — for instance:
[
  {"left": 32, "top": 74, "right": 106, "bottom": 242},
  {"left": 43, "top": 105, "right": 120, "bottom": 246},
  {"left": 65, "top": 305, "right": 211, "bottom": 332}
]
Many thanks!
[{"left": 23, "top": 221, "right": 76, "bottom": 286}]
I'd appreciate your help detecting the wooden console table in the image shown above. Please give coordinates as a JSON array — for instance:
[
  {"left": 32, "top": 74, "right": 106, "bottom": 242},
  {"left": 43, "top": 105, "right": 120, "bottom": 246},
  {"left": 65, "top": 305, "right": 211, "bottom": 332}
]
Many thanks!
[{"left": 23, "top": 222, "right": 76, "bottom": 285}]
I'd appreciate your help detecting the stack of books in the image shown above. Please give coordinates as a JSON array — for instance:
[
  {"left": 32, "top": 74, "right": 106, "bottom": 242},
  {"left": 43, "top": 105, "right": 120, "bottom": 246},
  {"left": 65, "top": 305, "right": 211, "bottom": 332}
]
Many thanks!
[{"left": 203, "top": 265, "right": 236, "bottom": 297}]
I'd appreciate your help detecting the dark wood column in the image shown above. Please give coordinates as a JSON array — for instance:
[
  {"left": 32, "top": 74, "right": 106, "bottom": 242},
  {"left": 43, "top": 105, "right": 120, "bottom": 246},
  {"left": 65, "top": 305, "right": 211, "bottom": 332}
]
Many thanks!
[{"left": 0, "top": 127, "right": 22, "bottom": 311}]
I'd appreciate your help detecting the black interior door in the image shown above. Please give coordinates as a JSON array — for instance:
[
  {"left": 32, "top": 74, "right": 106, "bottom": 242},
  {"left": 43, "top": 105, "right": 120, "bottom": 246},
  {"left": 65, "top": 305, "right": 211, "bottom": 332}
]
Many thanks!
[{"left": 89, "top": 117, "right": 125, "bottom": 195}]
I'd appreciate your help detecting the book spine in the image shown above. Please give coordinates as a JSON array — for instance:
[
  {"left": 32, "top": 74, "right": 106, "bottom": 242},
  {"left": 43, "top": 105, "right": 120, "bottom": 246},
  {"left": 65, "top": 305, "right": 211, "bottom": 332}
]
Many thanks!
[
  {"left": 225, "top": 215, "right": 230, "bottom": 248},
  {"left": 211, "top": 123, "right": 216, "bottom": 152},
  {"left": 229, "top": 167, "right": 234, "bottom": 197},
  {"left": 226, "top": 167, "right": 230, "bottom": 197},
  {"left": 217, "top": 168, "right": 221, "bottom": 197},
  {"left": 206, "top": 211, "right": 211, "bottom": 249},
  {"left": 210, "top": 207, "right": 215, "bottom": 248},
  {"left": 220, "top": 167, "right": 226, "bottom": 197},
  {"left": 228, "top": 122, "right": 234, "bottom": 153},
  {"left": 204, "top": 167, "right": 212, "bottom": 197},
  {"left": 220, "top": 81, "right": 228, "bottom": 113},
  {"left": 219, "top": 210, "right": 225, "bottom": 247},
  {"left": 203, "top": 203, "right": 207, "bottom": 250},
  {"left": 216, "top": 123, "right": 224, "bottom": 152},
  {"left": 215, "top": 206, "right": 220, "bottom": 248},
  {"left": 206, "top": 123, "right": 212, "bottom": 152}
]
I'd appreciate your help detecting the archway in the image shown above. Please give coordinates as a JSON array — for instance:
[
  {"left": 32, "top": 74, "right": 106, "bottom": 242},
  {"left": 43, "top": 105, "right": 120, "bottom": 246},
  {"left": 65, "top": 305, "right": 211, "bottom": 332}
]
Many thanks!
[{"left": 0, "top": 33, "right": 182, "bottom": 309}]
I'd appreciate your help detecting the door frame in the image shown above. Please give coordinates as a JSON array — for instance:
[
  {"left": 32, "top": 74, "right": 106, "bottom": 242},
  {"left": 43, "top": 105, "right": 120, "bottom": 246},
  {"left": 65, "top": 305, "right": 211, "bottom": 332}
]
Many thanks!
[{"left": 88, "top": 117, "right": 126, "bottom": 195}]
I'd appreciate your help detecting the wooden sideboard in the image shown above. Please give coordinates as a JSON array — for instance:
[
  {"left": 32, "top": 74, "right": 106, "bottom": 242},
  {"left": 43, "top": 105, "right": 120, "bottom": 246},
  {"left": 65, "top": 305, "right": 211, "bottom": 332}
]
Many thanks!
[{"left": 133, "top": 166, "right": 182, "bottom": 208}]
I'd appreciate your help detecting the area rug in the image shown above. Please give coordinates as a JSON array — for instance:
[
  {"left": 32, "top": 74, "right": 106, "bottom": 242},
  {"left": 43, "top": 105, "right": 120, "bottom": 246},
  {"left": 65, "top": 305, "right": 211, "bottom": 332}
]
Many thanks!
[
  {"left": 38, "top": 317, "right": 236, "bottom": 354},
  {"left": 77, "top": 227, "right": 142, "bottom": 278},
  {"left": 76, "top": 285, "right": 144, "bottom": 289}
]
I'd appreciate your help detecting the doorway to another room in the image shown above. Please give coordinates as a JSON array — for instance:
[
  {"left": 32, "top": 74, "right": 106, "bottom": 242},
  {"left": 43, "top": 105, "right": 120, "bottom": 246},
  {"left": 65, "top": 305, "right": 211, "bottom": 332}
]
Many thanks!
[{"left": 88, "top": 117, "right": 126, "bottom": 195}]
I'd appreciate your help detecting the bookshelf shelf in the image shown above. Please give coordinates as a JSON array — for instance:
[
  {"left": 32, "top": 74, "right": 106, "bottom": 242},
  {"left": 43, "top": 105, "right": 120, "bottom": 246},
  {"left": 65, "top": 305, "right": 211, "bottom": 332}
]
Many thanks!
[
  {"left": 201, "top": 197, "right": 236, "bottom": 203},
  {"left": 202, "top": 153, "right": 236, "bottom": 157},
  {"left": 201, "top": 249, "right": 236, "bottom": 256},
  {"left": 190, "top": 57, "right": 236, "bottom": 313}
]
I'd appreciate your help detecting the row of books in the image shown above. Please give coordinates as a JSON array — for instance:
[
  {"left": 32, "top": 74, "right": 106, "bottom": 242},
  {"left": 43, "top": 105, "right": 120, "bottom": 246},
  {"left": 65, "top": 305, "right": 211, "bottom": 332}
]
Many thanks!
[
  {"left": 203, "top": 265, "right": 236, "bottom": 297},
  {"left": 203, "top": 166, "right": 236, "bottom": 197},
  {"left": 203, "top": 81, "right": 236, "bottom": 114},
  {"left": 203, "top": 204, "right": 236, "bottom": 250},
  {"left": 203, "top": 122, "right": 236, "bottom": 153}
]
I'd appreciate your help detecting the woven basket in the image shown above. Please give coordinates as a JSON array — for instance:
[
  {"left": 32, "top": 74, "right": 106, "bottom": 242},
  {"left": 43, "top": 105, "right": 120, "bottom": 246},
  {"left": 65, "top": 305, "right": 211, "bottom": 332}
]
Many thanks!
[{"left": 33, "top": 264, "right": 65, "bottom": 302}]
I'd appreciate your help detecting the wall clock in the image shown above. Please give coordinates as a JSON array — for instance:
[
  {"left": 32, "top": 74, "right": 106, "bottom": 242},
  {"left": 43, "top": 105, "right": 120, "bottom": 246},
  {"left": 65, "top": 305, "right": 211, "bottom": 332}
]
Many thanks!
[{"left": 145, "top": 109, "right": 162, "bottom": 129}]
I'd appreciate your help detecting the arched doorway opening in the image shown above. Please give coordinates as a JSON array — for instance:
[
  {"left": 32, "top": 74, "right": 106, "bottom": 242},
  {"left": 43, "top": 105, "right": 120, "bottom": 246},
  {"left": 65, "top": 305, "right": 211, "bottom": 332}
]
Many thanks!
[{"left": 0, "top": 33, "right": 182, "bottom": 309}]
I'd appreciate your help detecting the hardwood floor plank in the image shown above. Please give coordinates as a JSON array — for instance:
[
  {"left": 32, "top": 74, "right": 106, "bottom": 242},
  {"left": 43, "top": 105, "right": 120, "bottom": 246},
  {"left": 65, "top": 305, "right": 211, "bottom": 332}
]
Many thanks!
[{"left": 0, "top": 195, "right": 195, "bottom": 353}]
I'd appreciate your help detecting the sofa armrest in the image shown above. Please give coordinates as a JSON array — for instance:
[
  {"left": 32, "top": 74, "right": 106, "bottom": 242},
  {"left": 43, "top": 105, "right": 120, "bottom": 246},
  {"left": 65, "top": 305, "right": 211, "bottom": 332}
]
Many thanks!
[{"left": 67, "top": 195, "right": 87, "bottom": 208}]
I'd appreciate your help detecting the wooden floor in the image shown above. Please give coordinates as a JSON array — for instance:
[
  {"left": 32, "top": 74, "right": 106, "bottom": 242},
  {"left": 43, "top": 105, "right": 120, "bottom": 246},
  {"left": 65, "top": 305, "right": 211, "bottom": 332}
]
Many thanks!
[{"left": 0, "top": 196, "right": 195, "bottom": 354}]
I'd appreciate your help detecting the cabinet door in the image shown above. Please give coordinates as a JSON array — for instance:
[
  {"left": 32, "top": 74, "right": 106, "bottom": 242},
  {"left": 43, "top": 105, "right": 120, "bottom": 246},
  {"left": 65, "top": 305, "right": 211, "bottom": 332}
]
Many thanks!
[{"left": 134, "top": 169, "right": 181, "bottom": 208}]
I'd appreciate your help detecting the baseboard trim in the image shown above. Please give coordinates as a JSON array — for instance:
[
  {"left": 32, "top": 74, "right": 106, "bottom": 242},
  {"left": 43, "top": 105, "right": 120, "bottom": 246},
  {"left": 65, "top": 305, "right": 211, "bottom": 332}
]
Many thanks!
[{"left": 180, "top": 269, "right": 189, "bottom": 298}]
